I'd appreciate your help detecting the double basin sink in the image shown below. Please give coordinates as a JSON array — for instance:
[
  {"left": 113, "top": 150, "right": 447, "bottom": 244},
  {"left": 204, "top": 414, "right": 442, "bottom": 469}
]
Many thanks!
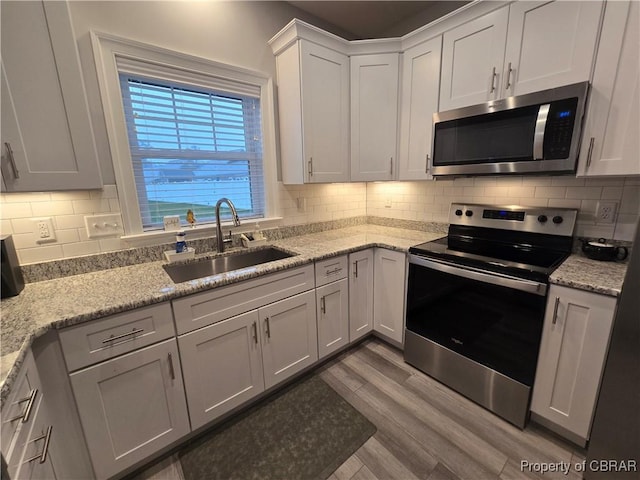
[{"left": 163, "top": 247, "right": 296, "bottom": 283}]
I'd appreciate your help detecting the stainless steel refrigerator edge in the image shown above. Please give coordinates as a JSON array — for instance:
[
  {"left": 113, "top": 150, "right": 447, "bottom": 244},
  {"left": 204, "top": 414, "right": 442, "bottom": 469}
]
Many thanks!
[{"left": 585, "top": 220, "right": 640, "bottom": 479}]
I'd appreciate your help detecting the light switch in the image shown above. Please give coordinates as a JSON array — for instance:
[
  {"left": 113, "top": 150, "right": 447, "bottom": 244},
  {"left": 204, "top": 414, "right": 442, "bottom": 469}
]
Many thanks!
[{"left": 84, "top": 214, "right": 124, "bottom": 239}]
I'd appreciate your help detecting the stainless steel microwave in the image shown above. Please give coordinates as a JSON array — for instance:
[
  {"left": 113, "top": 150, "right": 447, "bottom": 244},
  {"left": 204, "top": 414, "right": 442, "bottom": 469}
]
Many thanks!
[{"left": 431, "top": 82, "right": 589, "bottom": 176}]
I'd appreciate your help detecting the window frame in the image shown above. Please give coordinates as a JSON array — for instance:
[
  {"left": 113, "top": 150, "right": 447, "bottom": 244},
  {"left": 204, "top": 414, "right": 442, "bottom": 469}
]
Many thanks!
[{"left": 90, "top": 31, "right": 278, "bottom": 236}]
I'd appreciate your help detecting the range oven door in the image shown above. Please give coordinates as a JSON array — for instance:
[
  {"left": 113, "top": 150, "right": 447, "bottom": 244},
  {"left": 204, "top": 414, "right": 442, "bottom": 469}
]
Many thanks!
[{"left": 404, "top": 254, "right": 548, "bottom": 427}]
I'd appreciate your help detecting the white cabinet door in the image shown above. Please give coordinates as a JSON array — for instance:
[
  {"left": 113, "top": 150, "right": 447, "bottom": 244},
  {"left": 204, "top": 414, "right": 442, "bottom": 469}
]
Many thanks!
[
  {"left": 69, "top": 338, "right": 190, "bottom": 479},
  {"left": 179, "top": 310, "right": 265, "bottom": 431},
  {"left": 531, "top": 285, "right": 617, "bottom": 444},
  {"left": 398, "top": 36, "right": 442, "bottom": 180},
  {"left": 0, "top": 1, "right": 101, "bottom": 191},
  {"left": 276, "top": 39, "right": 349, "bottom": 184},
  {"left": 316, "top": 278, "right": 349, "bottom": 359},
  {"left": 578, "top": 1, "right": 640, "bottom": 177},
  {"left": 373, "top": 249, "right": 407, "bottom": 346},
  {"left": 349, "top": 249, "right": 374, "bottom": 342},
  {"left": 440, "top": 7, "right": 509, "bottom": 111},
  {"left": 504, "top": 1, "right": 603, "bottom": 97},
  {"left": 350, "top": 53, "right": 399, "bottom": 181},
  {"left": 260, "top": 290, "right": 318, "bottom": 389}
]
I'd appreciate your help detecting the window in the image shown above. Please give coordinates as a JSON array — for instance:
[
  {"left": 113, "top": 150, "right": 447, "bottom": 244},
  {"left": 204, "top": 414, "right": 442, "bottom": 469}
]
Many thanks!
[
  {"left": 90, "top": 32, "right": 277, "bottom": 236},
  {"left": 120, "top": 76, "right": 264, "bottom": 230}
]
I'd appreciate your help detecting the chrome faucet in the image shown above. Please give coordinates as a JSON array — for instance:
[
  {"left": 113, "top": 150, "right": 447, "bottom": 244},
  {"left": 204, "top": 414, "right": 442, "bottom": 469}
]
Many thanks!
[{"left": 215, "top": 198, "right": 241, "bottom": 253}]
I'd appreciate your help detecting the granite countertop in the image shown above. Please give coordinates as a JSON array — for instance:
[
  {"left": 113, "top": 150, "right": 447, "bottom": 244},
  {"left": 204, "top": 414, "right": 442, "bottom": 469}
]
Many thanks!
[
  {"left": 0, "top": 224, "right": 630, "bottom": 406},
  {"left": 549, "top": 254, "right": 628, "bottom": 297},
  {"left": 0, "top": 224, "right": 442, "bottom": 404}
]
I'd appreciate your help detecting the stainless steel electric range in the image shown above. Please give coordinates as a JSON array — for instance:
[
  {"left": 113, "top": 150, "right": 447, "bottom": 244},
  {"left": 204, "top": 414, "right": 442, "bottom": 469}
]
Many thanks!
[{"left": 404, "top": 203, "right": 578, "bottom": 428}]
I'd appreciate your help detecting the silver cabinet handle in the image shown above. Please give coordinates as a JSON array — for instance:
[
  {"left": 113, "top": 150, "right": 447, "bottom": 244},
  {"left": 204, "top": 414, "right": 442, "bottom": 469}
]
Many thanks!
[
  {"left": 390, "top": 157, "right": 393, "bottom": 175},
  {"left": 24, "top": 426, "right": 53, "bottom": 464},
  {"left": 321, "top": 296, "right": 326, "bottom": 315},
  {"left": 265, "top": 317, "right": 271, "bottom": 339},
  {"left": 308, "top": 158, "right": 313, "bottom": 177},
  {"left": 505, "top": 62, "right": 512, "bottom": 90},
  {"left": 586, "top": 137, "right": 595, "bottom": 168},
  {"left": 4, "top": 142, "right": 19, "bottom": 179},
  {"left": 252, "top": 321, "right": 258, "bottom": 345},
  {"left": 425, "top": 154, "right": 430, "bottom": 174},
  {"left": 353, "top": 261, "right": 358, "bottom": 278},
  {"left": 4, "top": 388, "right": 38, "bottom": 424},
  {"left": 168, "top": 352, "right": 175, "bottom": 380},
  {"left": 325, "top": 267, "right": 342, "bottom": 276},
  {"left": 551, "top": 296, "right": 560, "bottom": 325},
  {"left": 533, "top": 104, "right": 550, "bottom": 160},
  {"left": 102, "top": 328, "right": 144, "bottom": 344},
  {"left": 490, "top": 67, "right": 497, "bottom": 93}
]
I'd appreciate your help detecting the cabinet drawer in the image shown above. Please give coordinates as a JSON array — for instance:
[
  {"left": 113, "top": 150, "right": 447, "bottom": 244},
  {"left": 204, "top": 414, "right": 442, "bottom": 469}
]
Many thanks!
[
  {"left": 59, "top": 302, "right": 175, "bottom": 372},
  {"left": 1, "top": 350, "right": 41, "bottom": 465},
  {"left": 314, "top": 255, "right": 348, "bottom": 287},
  {"left": 173, "top": 264, "right": 315, "bottom": 335}
]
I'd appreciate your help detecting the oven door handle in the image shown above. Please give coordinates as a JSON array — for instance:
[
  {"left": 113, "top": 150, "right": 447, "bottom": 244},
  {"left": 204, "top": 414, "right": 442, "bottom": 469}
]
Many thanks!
[{"left": 408, "top": 254, "right": 547, "bottom": 296}]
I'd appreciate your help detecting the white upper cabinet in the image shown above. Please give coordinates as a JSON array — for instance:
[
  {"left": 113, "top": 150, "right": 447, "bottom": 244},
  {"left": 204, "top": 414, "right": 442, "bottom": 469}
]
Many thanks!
[
  {"left": 398, "top": 36, "right": 442, "bottom": 181},
  {"left": 440, "top": 7, "right": 509, "bottom": 111},
  {"left": 274, "top": 39, "right": 349, "bottom": 184},
  {"left": 440, "top": 1, "right": 603, "bottom": 111},
  {"left": 578, "top": 1, "right": 640, "bottom": 177},
  {"left": 504, "top": 1, "right": 603, "bottom": 97},
  {"left": 350, "top": 53, "right": 400, "bottom": 182},
  {"left": 0, "top": 1, "right": 102, "bottom": 191}
]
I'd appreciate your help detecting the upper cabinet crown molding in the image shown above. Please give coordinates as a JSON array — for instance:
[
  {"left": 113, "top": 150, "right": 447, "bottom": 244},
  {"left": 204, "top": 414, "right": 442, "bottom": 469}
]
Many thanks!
[
  {"left": 269, "top": 18, "right": 350, "bottom": 56},
  {"left": 1, "top": 0, "right": 102, "bottom": 192}
]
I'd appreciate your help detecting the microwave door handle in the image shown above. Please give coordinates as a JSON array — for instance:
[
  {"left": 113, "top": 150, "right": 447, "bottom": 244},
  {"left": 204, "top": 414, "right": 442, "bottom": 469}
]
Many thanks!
[{"left": 533, "top": 104, "right": 550, "bottom": 160}]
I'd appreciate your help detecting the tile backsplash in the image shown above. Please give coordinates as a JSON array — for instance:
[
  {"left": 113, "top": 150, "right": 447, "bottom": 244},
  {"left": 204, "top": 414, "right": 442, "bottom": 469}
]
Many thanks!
[
  {"left": 1, "top": 176, "right": 638, "bottom": 265},
  {"left": 367, "top": 176, "right": 640, "bottom": 241}
]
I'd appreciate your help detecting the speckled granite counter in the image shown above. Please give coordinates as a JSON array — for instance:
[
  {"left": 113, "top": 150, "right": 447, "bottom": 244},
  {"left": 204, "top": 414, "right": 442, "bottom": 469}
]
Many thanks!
[
  {"left": 550, "top": 254, "right": 628, "bottom": 297},
  {"left": 0, "top": 224, "right": 442, "bottom": 406}
]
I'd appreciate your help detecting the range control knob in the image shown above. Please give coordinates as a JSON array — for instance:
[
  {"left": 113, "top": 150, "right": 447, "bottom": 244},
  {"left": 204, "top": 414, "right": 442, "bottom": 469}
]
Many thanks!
[
  {"left": 465, "top": 210, "right": 473, "bottom": 217},
  {"left": 537, "top": 215, "right": 548, "bottom": 223},
  {"left": 455, "top": 209, "right": 463, "bottom": 216},
  {"left": 552, "top": 215, "right": 564, "bottom": 224}
]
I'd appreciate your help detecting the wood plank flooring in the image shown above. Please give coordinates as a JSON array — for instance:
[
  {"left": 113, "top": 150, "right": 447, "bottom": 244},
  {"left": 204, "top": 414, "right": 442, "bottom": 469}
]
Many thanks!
[{"left": 136, "top": 338, "right": 586, "bottom": 480}]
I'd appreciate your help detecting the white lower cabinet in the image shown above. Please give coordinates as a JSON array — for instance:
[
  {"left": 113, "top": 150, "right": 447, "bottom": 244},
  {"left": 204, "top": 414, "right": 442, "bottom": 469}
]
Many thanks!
[
  {"left": 180, "top": 289, "right": 318, "bottom": 430},
  {"left": 260, "top": 290, "right": 318, "bottom": 389},
  {"left": 349, "top": 249, "right": 374, "bottom": 342},
  {"left": 178, "top": 310, "right": 264, "bottom": 431},
  {"left": 531, "top": 285, "right": 617, "bottom": 445},
  {"left": 373, "top": 249, "right": 407, "bottom": 346},
  {"left": 316, "top": 278, "right": 349, "bottom": 359},
  {"left": 69, "top": 338, "right": 190, "bottom": 479}
]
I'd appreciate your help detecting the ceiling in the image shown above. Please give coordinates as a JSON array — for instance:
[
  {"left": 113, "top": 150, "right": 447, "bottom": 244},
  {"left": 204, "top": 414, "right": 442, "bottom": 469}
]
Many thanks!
[{"left": 286, "top": 1, "right": 470, "bottom": 39}]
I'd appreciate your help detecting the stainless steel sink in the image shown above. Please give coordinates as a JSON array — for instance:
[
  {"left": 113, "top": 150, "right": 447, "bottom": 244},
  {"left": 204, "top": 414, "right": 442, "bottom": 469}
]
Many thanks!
[{"left": 163, "top": 247, "right": 296, "bottom": 283}]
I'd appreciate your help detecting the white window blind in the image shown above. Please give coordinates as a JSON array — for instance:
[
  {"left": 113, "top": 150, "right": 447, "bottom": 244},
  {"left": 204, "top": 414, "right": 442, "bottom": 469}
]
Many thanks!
[{"left": 118, "top": 72, "right": 265, "bottom": 231}]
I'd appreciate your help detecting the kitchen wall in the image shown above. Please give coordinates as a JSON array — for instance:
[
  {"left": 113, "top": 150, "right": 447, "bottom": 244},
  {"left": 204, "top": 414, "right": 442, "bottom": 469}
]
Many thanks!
[{"left": 367, "top": 176, "right": 640, "bottom": 241}]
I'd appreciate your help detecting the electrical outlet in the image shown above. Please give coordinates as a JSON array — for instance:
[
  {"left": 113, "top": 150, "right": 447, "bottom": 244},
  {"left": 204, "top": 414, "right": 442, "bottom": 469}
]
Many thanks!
[
  {"left": 32, "top": 217, "right": 56, "bottom": 244},
  {"left": 596, "top": 201, "right": 617, "bottom": 224},
  {"left": 385, "top": 197, "right": 392, "bottom": 208},
  {"left": 296, "top": 197, "right": 307, "bottom": 213}
]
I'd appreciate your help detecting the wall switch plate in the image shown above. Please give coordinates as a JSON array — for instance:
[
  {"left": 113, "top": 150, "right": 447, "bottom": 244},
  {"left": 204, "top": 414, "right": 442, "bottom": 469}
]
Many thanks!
[
  {"left": 385, "top": 197, "right": 392, "bottom": 208},
  {"left": 163, "top": 215, "right": 181, "bottom": 231},
  {"left": 84, "top": 214, "right": 124, "bottom": 239},
  {"left": 596, "top": 201, "right": 617, "bottom": 224},
  {"left": 296, "top": 197, "right": 307, "bottom": 213},
  {"left": 32, "top": 217, "right": 56, "bottom": 243}
]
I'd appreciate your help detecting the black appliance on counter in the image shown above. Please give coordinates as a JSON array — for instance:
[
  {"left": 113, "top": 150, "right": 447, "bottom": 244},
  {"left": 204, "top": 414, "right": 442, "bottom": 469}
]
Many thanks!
[
  {"left": 404, "top": 203, "right": 577, "bottom": 428},
  {"left": 1, "top": 234, "right": 24, "bottom": 298}
]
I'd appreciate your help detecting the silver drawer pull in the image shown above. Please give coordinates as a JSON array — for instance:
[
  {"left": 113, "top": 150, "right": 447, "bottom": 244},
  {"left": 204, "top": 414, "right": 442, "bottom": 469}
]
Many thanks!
[
  {"left": 551, "top": 296, "right": 560, "bottom": 325},
  {"left": 4, "top": 142, "right": 20, "bottom": 179},
  {"left": 168, "top": 353, "right": 175, "bottom": 380},
  {"left": 24, "top": 426, "right": 53, "bottom": 464},
  {"left": 4, "top": 388, "right": 38, "bottom": 424},
  {"left": 102, "top": 328, "right": 144, "bottom": 344},
  {"left": 325, "top": 267, "right": 342, "bottom": 276}
]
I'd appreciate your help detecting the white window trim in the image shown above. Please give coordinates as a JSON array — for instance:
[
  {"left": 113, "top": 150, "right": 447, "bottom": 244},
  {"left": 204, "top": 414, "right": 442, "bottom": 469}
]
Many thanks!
[{"left": 90, "top": 31, "right": 279, "bottom": 236}]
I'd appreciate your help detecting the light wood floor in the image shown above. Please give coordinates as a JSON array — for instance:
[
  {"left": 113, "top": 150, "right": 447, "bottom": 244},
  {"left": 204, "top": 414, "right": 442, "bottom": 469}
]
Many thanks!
[{"left": 136, "top": 338, "right": 586, "bottom": 480}]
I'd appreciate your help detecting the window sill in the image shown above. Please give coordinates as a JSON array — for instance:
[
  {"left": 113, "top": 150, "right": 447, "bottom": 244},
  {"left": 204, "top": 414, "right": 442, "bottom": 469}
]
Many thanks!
[{"left": 120, "top": 217, "right": 283, "bottom": 248}]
